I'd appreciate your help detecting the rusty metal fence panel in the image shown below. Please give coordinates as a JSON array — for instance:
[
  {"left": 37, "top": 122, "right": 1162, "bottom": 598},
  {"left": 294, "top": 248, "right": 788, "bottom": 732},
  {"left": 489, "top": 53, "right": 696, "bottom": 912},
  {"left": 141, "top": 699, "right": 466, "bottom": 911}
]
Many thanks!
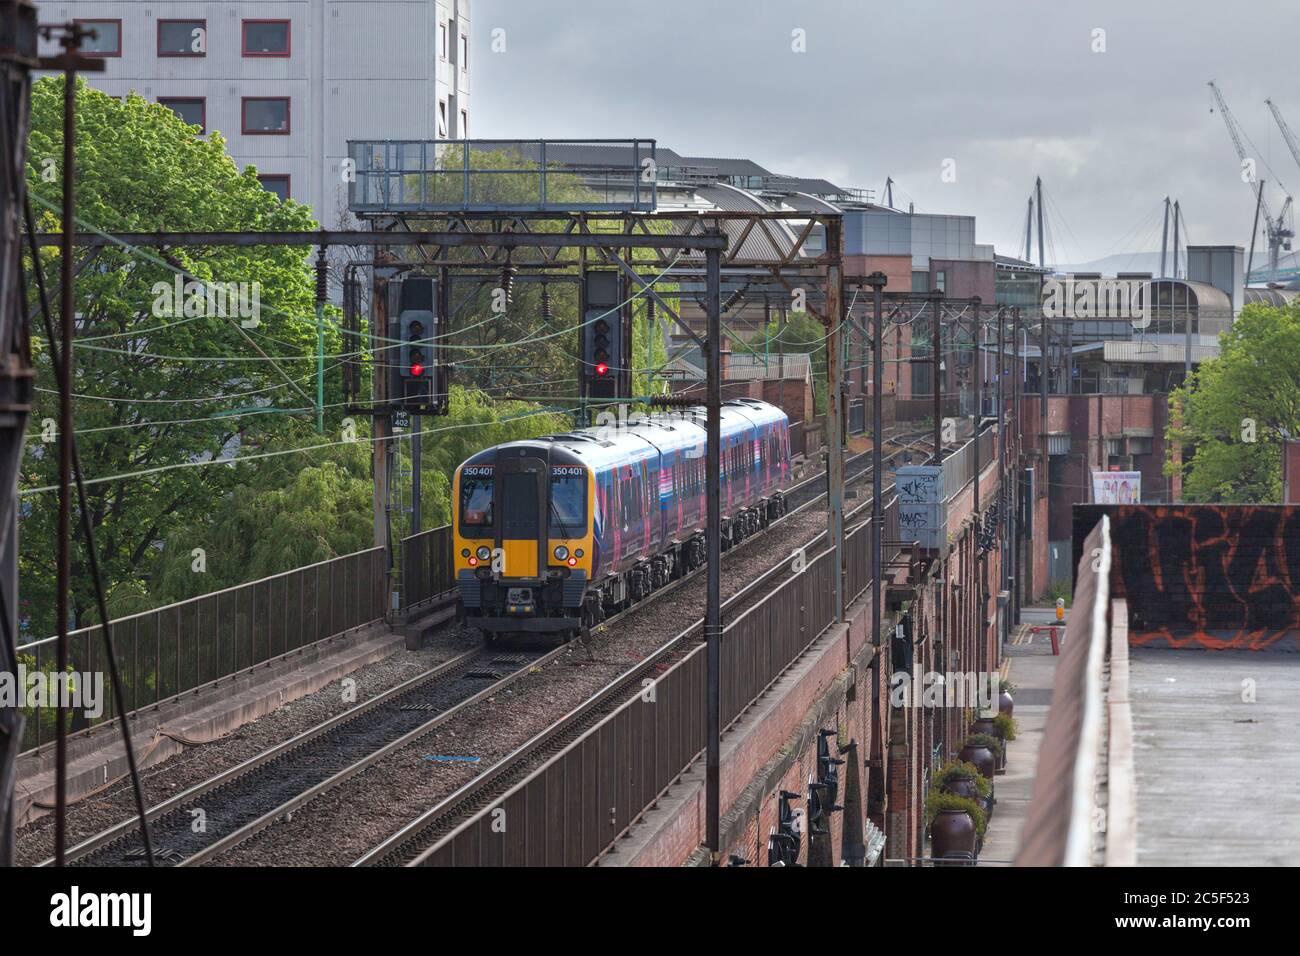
[
  {"left": 789, "top": 421, "right": 807, "bottom": 459},
  {"left": 720, "top": 547, "right": 836, "bottom": 729},
  {"left": 16, "top": 547, "right": 386, "bottom": 754},
  {"left": 419, "top": 545, "right": 839, "bottom": 868},
  {"left": 849, "top": 398, "right": 866, "bottom": 435},
  {"left": 421, "top": 641, "right": 709, "bottom": 867},
  {"left": 399, "top": 524, "right": 454, "bottom": 613},
  {"left": 844, "top": 519, "right": 872, "bottom": 606}
]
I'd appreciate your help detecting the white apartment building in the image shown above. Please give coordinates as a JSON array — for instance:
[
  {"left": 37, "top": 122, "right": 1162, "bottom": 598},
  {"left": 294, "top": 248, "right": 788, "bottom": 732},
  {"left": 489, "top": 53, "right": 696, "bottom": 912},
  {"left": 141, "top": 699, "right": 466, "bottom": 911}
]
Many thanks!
[{"left": 37, "top": 0, "right": 471, "bottom": 227}]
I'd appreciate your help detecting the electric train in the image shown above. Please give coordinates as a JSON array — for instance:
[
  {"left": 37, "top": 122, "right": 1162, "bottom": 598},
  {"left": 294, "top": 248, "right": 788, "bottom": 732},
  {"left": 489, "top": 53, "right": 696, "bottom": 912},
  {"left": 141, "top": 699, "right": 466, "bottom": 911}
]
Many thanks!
[{"left": 452, "top": 399, "right": 793, "bottom": 640}]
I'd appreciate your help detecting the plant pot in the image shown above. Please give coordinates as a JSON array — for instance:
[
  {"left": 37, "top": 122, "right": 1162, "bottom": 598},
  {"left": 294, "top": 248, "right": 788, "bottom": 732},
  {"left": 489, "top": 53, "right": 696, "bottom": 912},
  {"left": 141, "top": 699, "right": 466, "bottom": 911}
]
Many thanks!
[
  {"left": 959, "top": 743, "right": 997, "bottom": 781},
  {"left": 998, "top": 690, "right": 1014, "bottom": 717},
  {"left": 940, "top": 777, "right": 979, "bottom": 801},
  {"left": 930, "top": 807, "right": 976, "bottom": 860},
  {"left": 970, "top": 716, "right": 998, "bottom": 737}
]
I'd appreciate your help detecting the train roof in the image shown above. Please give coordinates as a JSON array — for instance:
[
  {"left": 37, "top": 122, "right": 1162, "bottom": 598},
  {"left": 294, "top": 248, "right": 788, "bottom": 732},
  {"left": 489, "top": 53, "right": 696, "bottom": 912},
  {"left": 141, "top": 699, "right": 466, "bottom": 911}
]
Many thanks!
[{"left": 458, "top": 400, "right": 788, "bottom": 473}]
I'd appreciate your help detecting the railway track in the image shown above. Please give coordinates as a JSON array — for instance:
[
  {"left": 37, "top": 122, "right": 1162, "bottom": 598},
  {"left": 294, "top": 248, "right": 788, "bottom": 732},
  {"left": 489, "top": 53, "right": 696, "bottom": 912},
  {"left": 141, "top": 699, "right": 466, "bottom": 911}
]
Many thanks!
[
  {"left": 354, "top": 433, "right": 933, "bottom": 867},
  {"left": 46, "top": 428, "right": 929, "bottom": 868},
  {"left": 44, "top": 645, "right": 558, "bottom": 867}
]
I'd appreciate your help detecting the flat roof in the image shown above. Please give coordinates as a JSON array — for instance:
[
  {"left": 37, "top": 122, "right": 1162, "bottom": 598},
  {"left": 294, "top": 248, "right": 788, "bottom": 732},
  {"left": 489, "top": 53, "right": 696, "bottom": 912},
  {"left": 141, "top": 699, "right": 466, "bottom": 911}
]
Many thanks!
[{"left": 1128, "top": 647, "right": 1300, "bottom": 865}]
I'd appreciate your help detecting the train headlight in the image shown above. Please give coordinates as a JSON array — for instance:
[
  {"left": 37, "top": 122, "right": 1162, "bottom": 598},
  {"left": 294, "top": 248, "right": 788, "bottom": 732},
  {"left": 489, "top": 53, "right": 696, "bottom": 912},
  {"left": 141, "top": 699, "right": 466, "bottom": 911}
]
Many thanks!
[
  {"left": 575, "top": 549, "right": 584, "bottom": 558},
  {"left": 553, "top": 545, "right": 569, "bottom": 561},
  {"left": 476, "top": 546, "right": 491, "bottom": 561},
  {"left": 460, "top": 549, "right": 471, "bottom": 558}
]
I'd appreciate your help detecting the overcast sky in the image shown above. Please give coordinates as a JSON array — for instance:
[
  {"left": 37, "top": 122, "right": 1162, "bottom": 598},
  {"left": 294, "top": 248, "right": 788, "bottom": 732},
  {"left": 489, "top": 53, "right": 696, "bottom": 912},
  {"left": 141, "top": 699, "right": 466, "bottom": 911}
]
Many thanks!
[{"left": 473, "top": 0, "right": 1300, "bottom": 267}]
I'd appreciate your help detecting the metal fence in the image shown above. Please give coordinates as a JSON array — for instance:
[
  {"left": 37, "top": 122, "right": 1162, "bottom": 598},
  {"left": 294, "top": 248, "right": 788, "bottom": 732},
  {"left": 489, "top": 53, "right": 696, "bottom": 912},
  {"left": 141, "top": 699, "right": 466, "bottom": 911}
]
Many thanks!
[
  {"left": 16, "top": 547, "right": 386, "bottom": 754},
  {"left": 346, "top": 139, "right": 658, "bottom": 213},
  {"left": 399, "top": 524, "right": 455, "bottom": 614},
  {"left": 849, "top": 398, "right": 866, "bottom": 435}
]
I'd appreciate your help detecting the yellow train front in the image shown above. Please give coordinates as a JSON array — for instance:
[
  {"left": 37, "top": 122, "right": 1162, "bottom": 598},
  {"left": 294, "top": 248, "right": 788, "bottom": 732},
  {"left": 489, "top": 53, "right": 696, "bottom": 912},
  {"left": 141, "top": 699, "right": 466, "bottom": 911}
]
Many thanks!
[{"left": 452, "top": 400, "right": 791, "bottom": 641}]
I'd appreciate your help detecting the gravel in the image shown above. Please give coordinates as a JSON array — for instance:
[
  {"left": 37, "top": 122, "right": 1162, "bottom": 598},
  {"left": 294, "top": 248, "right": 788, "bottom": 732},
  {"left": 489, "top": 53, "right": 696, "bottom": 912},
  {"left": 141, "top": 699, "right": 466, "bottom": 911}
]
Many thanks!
[{"left": 11, "top": 626, "right": 483, "bottom": 867}]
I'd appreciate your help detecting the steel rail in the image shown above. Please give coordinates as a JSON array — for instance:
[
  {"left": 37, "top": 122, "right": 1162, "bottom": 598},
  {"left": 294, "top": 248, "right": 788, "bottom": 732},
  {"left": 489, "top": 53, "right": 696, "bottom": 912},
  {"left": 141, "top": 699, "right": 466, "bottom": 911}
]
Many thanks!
[
  {"left": 179, "top": 642, "right": 572, "bottom": 867},
  {"left": 42, "top": 645, "right": 485, "bottom": 866}
]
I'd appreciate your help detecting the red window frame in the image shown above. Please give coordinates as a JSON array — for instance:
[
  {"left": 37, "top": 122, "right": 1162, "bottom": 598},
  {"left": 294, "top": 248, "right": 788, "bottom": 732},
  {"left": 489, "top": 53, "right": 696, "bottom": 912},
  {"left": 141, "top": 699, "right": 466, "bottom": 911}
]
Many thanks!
[
  {"left": 75, "top": 18, "right": 122, "bottom": 57},
  {"left": 242, "top": 19, "right": 291, "bottom": 57},
  {"left": 158, "top": 96, "right": 207, "bottom": 133},
  {"left": 257, "top": 174, "right": 291, "bottom": 200},
  {"left": 241, "top": 97, "right": 291, "bottom": 135},
  {"left": 157, "top": 19, "right": 206, "bottom": 57}
]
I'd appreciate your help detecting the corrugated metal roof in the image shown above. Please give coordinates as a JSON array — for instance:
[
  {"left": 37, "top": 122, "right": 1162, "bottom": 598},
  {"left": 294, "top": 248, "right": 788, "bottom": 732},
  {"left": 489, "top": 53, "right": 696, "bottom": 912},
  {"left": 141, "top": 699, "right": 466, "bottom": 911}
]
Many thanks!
[
  {"left": 675, "top": 155, "right": 773, "bottom": 177},
  {"left": 764, "top": 176, "right": 846, "bottom": 196},
  {"left": 664, "top": 349, "right": 812, "bottom": 382},
  {"left": 685, "top": 183, "right": 805, "bottom": 261},
  {"left": 781, "top": 192, "right": 842, "bottom": 214},
  {"left": 1244, "top": 287, "right": 1299, "bottom": 306},
  {"left": 1102, "top": 341, "right": 1220, "bottom": 364}
]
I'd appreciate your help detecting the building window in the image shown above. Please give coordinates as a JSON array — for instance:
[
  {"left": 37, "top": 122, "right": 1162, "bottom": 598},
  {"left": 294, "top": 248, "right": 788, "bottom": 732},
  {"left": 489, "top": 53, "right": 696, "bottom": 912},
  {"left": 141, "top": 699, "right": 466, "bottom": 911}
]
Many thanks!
[
  {"left": 158, "top": 97, "right": 206, "bottom": 133},
  {"left": 437, "top": 99, "right": 448, "bottom": 137},
  {"left": 258, "top": 175, "right": 290, "bottom": 201},
  {"left": 934, "top": 270, "right": 946, "bottom": 294},
  {"left": 242, "top": 97, "right": 290, "bottom": 134},
  {"left": 438, "top": 21, "right": 448, "bottom": 60},
  {"left": 459, "top": 33, "right": 468, "bottom": 71},
  {"left": 76, "top": 19, "right": 122, "bottom": 57},
  {"left": 242, "top": 20, "right": 291, "bottom": 57},
  {"left": 158, "top": 19, "right": 206, "bottom": 56}
]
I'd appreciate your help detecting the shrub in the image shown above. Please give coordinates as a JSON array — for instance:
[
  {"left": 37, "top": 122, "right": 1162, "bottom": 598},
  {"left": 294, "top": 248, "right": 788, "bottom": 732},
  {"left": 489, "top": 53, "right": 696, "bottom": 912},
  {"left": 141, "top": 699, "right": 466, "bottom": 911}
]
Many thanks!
[
  {"left": 934, "top": 759, "right": 991, "bottom": 799},
  {"left": 993, "top": 713, "right": 1019, "bottom": 741}
]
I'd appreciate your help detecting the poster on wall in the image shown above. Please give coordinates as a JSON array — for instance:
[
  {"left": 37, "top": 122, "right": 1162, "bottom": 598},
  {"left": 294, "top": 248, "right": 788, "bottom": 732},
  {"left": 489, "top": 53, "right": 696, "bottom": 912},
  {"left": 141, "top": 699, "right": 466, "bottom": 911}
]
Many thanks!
[{"left": 1092, "top": 470, "right": 1141, "bottom": 504}]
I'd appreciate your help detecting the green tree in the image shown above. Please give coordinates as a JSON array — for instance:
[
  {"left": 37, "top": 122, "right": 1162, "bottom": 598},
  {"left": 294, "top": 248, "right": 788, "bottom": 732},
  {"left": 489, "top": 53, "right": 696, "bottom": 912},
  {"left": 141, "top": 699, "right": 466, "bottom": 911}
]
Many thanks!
[
  {"left": 1166, "top": 301, "right": 1300, "bottom": 502},
  {"left": 21, "top": 80, "right": 333, "bottom": 638},
  {"left": 754, "top": 310, "right": 829, "bottom": 413}
]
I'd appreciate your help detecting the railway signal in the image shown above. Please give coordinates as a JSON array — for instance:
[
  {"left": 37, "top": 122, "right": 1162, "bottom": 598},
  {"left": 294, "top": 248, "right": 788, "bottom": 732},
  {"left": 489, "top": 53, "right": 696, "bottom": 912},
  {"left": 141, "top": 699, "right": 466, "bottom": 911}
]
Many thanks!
[
  {"left": 388, "top": 276, "right": 448, "bottom": 414},
  {"left": 582, "top": 269, "right": 622, "bottom": 401}
]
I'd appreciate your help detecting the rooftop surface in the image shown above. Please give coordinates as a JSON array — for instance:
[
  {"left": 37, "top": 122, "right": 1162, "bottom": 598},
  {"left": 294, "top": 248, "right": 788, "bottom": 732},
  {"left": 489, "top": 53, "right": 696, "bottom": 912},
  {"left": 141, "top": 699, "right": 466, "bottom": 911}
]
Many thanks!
[{"left": 1129, "top": 648, "right": 1300, "bottom": 866}]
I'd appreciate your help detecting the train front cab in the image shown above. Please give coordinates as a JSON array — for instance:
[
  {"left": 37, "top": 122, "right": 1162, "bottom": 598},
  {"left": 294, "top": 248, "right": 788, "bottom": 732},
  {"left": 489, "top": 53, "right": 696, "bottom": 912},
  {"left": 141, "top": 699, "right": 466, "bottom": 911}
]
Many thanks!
[{"left": 453, "top": 445, "right": 593, "bottom": 639}]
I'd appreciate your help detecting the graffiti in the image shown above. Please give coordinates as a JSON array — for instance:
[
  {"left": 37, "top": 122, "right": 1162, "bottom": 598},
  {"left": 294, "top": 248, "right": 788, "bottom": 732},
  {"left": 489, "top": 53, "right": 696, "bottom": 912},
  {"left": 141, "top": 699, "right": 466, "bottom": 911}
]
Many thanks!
[
  {"left": 1073, "top": 505, "right": 1300, "bottom": 650},
  {"left": 899, "top": 510, "right": 929, "bottom": 529},
  {"left": 898, "top": 473, "right": 939, "bottom": 504}
]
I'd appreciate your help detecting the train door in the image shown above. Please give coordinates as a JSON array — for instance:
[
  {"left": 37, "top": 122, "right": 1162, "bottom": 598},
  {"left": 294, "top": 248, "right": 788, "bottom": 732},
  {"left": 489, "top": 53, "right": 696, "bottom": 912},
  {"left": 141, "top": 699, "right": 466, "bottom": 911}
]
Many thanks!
[
  {"left": 495, "top": 451, "right": 547, "bottom": 579},
  {"left": 642, "top": 459, "right": 654, "bottom": 553}
]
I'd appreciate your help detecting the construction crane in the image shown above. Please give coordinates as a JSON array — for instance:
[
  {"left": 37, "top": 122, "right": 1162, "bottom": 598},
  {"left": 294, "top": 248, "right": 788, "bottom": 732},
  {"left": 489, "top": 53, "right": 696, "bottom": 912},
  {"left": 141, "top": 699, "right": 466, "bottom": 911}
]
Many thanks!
[
  {"left": 1208, "top": 81, "right": 1293, "bottom": 284},
  {"left": 1265, "top": 98, "right": 1300, "bottom": 281}
]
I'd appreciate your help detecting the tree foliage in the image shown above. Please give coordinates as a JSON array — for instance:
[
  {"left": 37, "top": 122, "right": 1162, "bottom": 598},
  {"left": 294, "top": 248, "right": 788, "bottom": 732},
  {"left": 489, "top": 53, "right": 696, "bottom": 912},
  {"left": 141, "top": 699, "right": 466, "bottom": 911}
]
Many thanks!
[
  {"left": 19, "top": 103, "right": 668, "bottom": 641},
  {"left": 1166, "top": 301, "right": 1300, "bottom": 502},
  {"left": 21, "top": 79, "right": 332, "bottom": 639}
]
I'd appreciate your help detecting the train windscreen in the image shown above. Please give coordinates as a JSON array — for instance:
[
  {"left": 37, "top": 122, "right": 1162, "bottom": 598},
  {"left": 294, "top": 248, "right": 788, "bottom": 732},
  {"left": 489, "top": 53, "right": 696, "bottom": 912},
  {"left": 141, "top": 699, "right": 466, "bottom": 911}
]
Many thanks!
[
  {"left": 548, "top": 468, "right": 587, "bottom": 538},
  {"left": 459, "top": 471, "right": 494, "bottom": 530}
]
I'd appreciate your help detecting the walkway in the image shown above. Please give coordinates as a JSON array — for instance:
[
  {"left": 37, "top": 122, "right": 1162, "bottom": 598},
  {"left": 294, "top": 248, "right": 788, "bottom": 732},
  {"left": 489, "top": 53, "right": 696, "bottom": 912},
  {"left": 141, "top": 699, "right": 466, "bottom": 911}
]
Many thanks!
[{"left": 980, "top": 606, "right": 1065, "bottom": 865}]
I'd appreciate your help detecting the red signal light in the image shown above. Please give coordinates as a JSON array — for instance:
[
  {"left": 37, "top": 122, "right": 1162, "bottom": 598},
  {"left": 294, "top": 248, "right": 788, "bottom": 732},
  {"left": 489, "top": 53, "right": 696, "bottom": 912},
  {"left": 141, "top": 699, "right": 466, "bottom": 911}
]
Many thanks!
[
  {"left": 595, "top": 363, "right": 609, "bottom": 376},
  {"left": 410, "top": 363, "right": 425, "bottom": 377}
]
